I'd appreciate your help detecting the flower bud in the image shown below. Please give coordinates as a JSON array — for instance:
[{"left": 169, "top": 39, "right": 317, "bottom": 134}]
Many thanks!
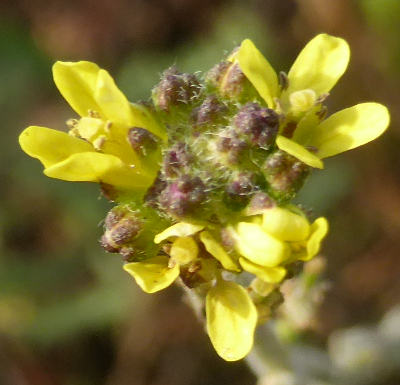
[
  {"left": 234, "top": 103, "right": 279, "bottom": 148},
  {"left": 128, "top": 127, "right": 159, "bottom": 156},
  {"left": 100, "top": 205, "right": 167, "bottom": 261},
  {"left": 100, "top": 206, "right": 143, "bottom": 254},
  {"left": 162, "top": 142, "right": 193, "bottom": 178},
  {"left": 205, "top": 60, "right": 256, "bottom": 101},
  {"left": 152, "top": 66, "right": 200, "bottom": 111},
  {"left": 224, "top": 172, "right": 257, "bottom": 210},
  {"left": 205, "top": 61, "right": 231, "bottom": 88},
  {"left": 245, "top": 192, "right": 275, "bottom": 215},
  {"left": 192, "top": 95, "right": 227, "bottom": 126},
  {"left": 263, "top": 151, "right": 310, "bottom": 201},
  {"left": 160, "top": 175, "right": 206, "bottom": 218},
  {"left": 216, "top": 131, "right": 248, "bottom": 165}
]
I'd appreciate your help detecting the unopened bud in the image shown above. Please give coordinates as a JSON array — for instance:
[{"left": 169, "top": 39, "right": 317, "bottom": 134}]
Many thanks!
[
  {"left": 216, "top": 131, "right": 248, "bottom": 165},
  {"left": 152, "top": 66, "right": 200, "bottom": 111},
  {"left": 193, "top": 95, "right": 227, "bottom": 126},
  {"left": 160, "top": 175, "right": 206, "bottom": 218},
  {"left": 128, "top": 127, "right": 159, "bottom": 156},
  {"left": 263, "top": 151, "right": 310, "bottom": 201},
  {"left": 224, "top": 172, "right": 257, "bottom": 209},
  {"left": 162, "top": 142, "right": 192, "bottom": 178},
  {"left": 206, "top": 60, "right": 256, "bottom": 101},
  {"left": 205, "top": 61, "right": 230, "bottom": 88},
  {"left": 234, "top": 103, "right": 279, "bottom": 148},
  {"left": 101, "top": 207, "right": 143, "bottom": 254},
  {"left": 245, "top": 192, "right": 275, "bottom": 215}
]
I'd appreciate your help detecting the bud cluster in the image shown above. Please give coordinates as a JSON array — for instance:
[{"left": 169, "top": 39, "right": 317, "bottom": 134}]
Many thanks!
[
  {"left": 101, "top": 48, "right": 317, "bottom": 266},
  {"left": 98, "top": 48, "right": 331, "bottom": 362}
]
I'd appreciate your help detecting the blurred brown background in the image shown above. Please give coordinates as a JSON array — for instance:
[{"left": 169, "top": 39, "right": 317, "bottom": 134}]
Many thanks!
[{"left": 1, "top": 0, "right": 399, "bottom": 384}]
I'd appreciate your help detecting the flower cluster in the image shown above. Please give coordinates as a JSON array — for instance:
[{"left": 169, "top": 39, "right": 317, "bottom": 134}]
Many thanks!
[{"left": 19, "top": 34, "right": 389, "bottom": 361}]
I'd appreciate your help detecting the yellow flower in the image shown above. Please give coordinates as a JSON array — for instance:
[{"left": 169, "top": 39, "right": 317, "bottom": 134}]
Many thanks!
[
  {"left": 124, "top": 222, "right": 204, "bottom": 293},
  {"left": 19, "top": 61, "right": 166, "bottom": 192},
  {"left": 236, "top": 34, "right": 390, "bottom": 169},
  {"left": 124, "top": 207, "right": 327, "bottom": 361},
  {"left": 230, "top": 206, "right": 328, "bottom": 283}
]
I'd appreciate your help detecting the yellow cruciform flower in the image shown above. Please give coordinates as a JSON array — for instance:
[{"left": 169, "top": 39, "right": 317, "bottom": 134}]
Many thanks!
[
  {"left": 19, "top": 61, "right": 166, "bottom": 193},
  {"left": 230, "top": 206, "right": 328, "bottom": 283},
  {"left": 124, "top": 206, "right": 327, "bottom": 362},
  {"left": 236, "top": 34, "right": 390, "bottom": 169}
]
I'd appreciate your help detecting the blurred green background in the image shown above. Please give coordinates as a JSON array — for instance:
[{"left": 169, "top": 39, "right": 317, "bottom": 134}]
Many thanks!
[{"left": 1, "top": 0, "right": 400, "bottom": 384}]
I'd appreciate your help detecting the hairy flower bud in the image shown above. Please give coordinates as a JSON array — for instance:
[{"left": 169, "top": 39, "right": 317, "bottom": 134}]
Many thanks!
[
  {"left": 152, "top": 66, "right": 200, "bottom": 111},
  {"left": 128, "top": 127, "right": 159, "bottom": 156},
  {"left": 100, "top": 206, "right": 143, "bottom": 255},
  {"left": 234, "top": 103, "right": 279, "bottom": 148},
  {"left": 216, "top": 131, "right": 248, "bottom": 165},
  {"left": 205, "top": 61, "right": 231, "bottom": 88},
  {"left": 206, "top": 60, "right": 257, "bottom": 101},
  {"left": 245, "top": 192, "right": 275, "bottom": 215},
  {"left": 160, "top": 175, "right": 206, "bottom": 218},
  {"left": 263, "top": 151, "right": 310, "bottom": 201},
  {"left": 192, "top": 95, "right": 227, "bottom": 126},
  {"left": 162, "top": 142, "right": 193, "bottom": 178},
  {"left": 224, "top": 172, "right": 257, "bottom": 210}
]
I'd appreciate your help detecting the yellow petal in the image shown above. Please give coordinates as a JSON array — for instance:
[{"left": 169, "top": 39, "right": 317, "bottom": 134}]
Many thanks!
[
  {"left": 44, "top": 152, "right": 151, "bottom": 190},
  {"left": 199, "top": 231, "right": 240, "bottom": 272},
  {"left": 94, "top": 69, "right": 133, "bottom": 125},
  {"left": 206, "top": 280, "right": 257, "bottom": 361},
  {"left": 239, "top": 258, "right": 286, "bottom": 283},
  {"left": 284, "top": 34, "right": 350, "bottom": 97},
  {"left": 130, "top": 103, "right": 167, "bottom": 142},
  {"left": 154, "top": 222, "right": 204, "bottom": 244},
  {"left": 276, "top": 135, "right": 323, "bottom": 169},
  {"left": 19, "top": 126, "right": 93, "bottom": 168},
  {"left": 237, "top": 39, "right": 279, "bottom": 108},
  {"left": 309, "top": 103, "right": 390, "bottom": 159},
  {"left": 53, "top": 61, "right": 135, "bottom": 126},
  {"left": 262, "top": 206, "right": 310, "bottom": 242},
  {"left": 235, "top": 222, "right": 291, "bottom": 267},
  {"left": 170, "top": 237, "right": 199, "bottom": 265},
  {"left": 292, "top": 105, "right": 323, "bottom": 145},
  {"left": 123, "top": 255, "right": 179, "bottom": 293},
  {"left": 300, "top": 217, "right": 329, "bottom": 261},
  {"left": 53, "top": 61, "right": 102, "bottom": 117}
]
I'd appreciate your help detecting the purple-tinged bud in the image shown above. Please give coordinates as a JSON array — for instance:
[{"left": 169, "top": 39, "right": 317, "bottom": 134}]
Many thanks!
[
  {"left": 221, "top": 63, "right": 247, "bottom": 99},
  {"left": 205, "top": 61, "right": 231, "bottom": 88},
  {"left": 245, "top": 192, "right": 275, "bottom": 215},
  {"left": 224, "top": 172, "right": 257, "bottom": 209},
  {"left": 100, "top": 205, "right": 167, "bottom": 262},
  {"left": 128, "top": 127, "right": 159, "bottom": 156},
  {"left": 263, "top": 151, "right": 310, "bottom": 201},
  {"left": 162, "top": 142, "right": 193, "bottom": 178},
  {"left": 152, "top": 66, "right": 200, "bottom": 111},
  {"left": 234, "top": 103, "right": 279, "bottom": 148},
  {"left": 206, "top": 60, "right": 256, "bottom": 101},
  {"left": 100, "top": 206, "right": 143, "bottom": 256},
  {"left": 216, "top": 132, "right": 248, "bottom": 165},
  {"left": 193, "top": 95, "right": 227, "bottom": 126},
  {"left": 160, "top": 175, "right": 206, "bottom": 218}
]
